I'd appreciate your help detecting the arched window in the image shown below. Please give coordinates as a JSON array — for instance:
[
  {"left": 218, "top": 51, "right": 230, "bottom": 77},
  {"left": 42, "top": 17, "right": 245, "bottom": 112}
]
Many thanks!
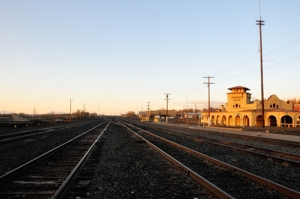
[{"left": 273, "top": 103, "right": 275, "bottom": 108}]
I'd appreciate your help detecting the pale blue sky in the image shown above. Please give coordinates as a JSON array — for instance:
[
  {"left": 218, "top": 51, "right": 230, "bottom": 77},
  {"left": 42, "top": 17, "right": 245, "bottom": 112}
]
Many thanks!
[{"left": 1, "top": 1, "right": 300, "bottom": 115}]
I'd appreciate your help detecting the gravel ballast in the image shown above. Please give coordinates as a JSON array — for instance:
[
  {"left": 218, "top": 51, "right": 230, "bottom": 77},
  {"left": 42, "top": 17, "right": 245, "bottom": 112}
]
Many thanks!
[{"left": 89, "top": 122, "right": 214, "bottom": 199}]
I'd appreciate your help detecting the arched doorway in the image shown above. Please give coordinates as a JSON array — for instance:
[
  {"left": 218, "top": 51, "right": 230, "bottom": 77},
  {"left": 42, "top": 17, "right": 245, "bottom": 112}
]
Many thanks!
[
  {"left": 256, "top": 115, "right": 263, "bottom": 126},
  {"left": 243, "top": 115, "right": 250, "bottom": 126},
  {"left": 235, "top": 116, "right": 241, "bottom": 126},
  {"left": 211, "top": 115, "right": 215, "bottom": 125},
  {"left": 216, "top": 115, "right": 220, "bottom": 125},
  {"left": 281, "top": 115, "right": 293, "bottom": 127},
  {"left": 268, "top": 115, "right": 277, "bottom": 126},
  {"left": 221, "top": 115, "right": 226, "bottom": 126},
  {"left": 228, "top": 115, "right": 233, "bottom": 126}
]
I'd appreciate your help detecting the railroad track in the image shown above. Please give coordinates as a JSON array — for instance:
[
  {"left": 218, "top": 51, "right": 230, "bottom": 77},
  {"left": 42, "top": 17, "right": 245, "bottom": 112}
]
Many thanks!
[
  {"left": 119, "top": 120, "right": 300, "bottom": 198},
  {"left": 125, "top": 118, "right": 300, "bottom": 148},
  {"left": 191, "top": 135, "right": 300, "bottom": 166},
  {"left": 0, "top": 120, "right": 110, "bottom": 198},
  {"left": 145, "top": 124, "right": 300, "bottom": 167},
  {"left": 0, "top": 121, "right": 92, "bottom": 144},
  {"left": 126, "top": 120, "right": 300, "bottom": 167},
  {"left": 175, "top": 124, "right": 300, "bottom": 149}
]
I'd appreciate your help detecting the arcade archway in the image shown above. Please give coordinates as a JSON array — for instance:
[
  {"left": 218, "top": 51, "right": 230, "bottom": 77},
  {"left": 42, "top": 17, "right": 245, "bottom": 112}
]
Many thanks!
[
  {"left": 216, "top": 115, "right": 220, "bottom": 125},
  {"left": 211, "top": 115, "right": 215, "bottom": 125},
  {"left": 243, "top": 115, "right": 250, "bottom": 126},
  {"left": 221, "top": 115, "right": 226, "bottom": 126},
  {"left": 235, "top": 116, "right": 241, "bottom": 126},
  {"left": 268, "top": 115, "right": 277, "bottom": 126},
  {"left": 280, "top": 115, "right": 292, "bottom": 127},
  {"left": 256, "top": 115, "right": 263, "bottom": 126},
  {"left": 228, "top": 115, "right": 233, "bottom": 126}
]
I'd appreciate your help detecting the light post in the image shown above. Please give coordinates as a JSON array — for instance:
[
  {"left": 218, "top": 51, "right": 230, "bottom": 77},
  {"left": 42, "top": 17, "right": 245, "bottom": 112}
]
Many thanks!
[{"left": 70, "top": 99, "right": 73, "bottom": 119}]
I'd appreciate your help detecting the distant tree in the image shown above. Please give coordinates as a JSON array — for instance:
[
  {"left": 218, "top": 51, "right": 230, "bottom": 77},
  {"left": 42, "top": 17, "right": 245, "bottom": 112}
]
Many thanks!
[
  {"left": 179, "top": 108, "right": 195, "bottom": 112},
  {"left": 75, "top": 109, "right": 81, "bottom": 118},
  {"left": 84, "top": 112, "right": 90, "bottom": 118},
  {"left": 126, "top": 111, "right": 136, "bottom": 117}
]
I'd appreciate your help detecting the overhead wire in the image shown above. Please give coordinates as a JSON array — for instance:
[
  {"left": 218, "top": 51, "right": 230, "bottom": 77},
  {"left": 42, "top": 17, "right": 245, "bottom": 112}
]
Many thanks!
[
  {"left": 147, "top": 38, "right": 300, "bottom": 110},
  {"left": 213, "top": 39, "right": 300, "bottom": 83}
]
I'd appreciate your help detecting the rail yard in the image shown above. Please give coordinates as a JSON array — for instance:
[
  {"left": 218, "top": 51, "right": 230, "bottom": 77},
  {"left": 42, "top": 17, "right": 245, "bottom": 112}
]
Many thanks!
[{"left": 0, "top": 117, "right": 299, "bottom": 198}]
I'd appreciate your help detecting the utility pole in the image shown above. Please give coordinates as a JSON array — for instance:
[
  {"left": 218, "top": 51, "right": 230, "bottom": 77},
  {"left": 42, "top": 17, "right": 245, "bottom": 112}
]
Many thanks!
[
  {"left": 70, "top": 99, "right": 73, "bottom": 119},
  {"left": 203, "top": 76, "right": 214, "bottom": 126},
  {"left": 195, "top": 104, "right": 197, "bottom": 123},
  {"left": 256, "top": 2, "right": 265, "bottom": 127},
  {"left": 147, "top": 102, "right": 150, "bottom": 121},
  {"left": 141, "top": 106, "right": 143, "bottom": 119},
  {"left": 186, "top": 94, "right": 188, "bottom": 124},
  {"left": 165, "top": 93, "right": 171, "bottom": 123}
]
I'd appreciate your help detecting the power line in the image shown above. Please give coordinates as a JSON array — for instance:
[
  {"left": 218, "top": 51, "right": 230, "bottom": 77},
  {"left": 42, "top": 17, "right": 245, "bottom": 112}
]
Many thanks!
[
  {"left": 145, "top": 37, "right": 300, "bottom": 108},
  {"left": 214, "top": 53, "right": 300, "bottom": 83},
  {"left": 210, "top": 40, "right": 300, "bottom": 78}
]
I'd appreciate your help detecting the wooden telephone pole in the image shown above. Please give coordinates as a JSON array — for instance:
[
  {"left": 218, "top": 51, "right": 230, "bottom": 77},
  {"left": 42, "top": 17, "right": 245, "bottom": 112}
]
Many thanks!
[
  {"left": 256, "top": 0, "right": 265, "bottom": 127},
  {"left": 203, "top": 76, "right": 214, "bottom": 126}
]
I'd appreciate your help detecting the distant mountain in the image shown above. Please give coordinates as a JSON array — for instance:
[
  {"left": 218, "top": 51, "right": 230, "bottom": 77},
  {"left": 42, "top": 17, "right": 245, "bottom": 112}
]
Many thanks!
[
  {"left": 0, "top": 110, "right": 13, "bottom": 114},
  {"left": 0, "top": 111, "right": 68, "bottom": 115},
  {"left": 45, "top": 111, "right": 68, "bottom": 114}
]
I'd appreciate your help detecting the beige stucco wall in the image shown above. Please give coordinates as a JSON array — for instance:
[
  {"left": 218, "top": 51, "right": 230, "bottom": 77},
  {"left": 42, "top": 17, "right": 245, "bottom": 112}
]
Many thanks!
[
  {"left": 203, "top": 111, "right": 300, "bottom": 127},
  {"left": 202, "top": 86, "right": 299, "bottom": 127}
]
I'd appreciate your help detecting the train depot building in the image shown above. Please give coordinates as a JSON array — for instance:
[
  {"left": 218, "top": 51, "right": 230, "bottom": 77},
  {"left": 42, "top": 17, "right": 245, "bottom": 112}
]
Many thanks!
[
  {"left": 138, "top": 86, "right": 300, "bottom": 128},
  {"left": 202, "top": 86, "right": 300, "bottom": 127}
]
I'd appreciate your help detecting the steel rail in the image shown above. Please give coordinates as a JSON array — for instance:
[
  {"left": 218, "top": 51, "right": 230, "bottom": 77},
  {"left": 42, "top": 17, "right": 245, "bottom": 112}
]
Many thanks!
[
  {"left": 128, "top": 119, "right": 300, "bottom": 148},
  {"left": 0, "top": 120, "right": 108, "bottom": 188},
  {"left": 193, "top": 137, "right": 300, "bottom": 167},
  {"left": 142, "top": 123, "right": 300, "bottom": 167},
  {"left": 125, "top": 120, "right": 300, "bottom": 166},
  {"left": 124, "top": 121, "right": 300, "bottom": 199},
  {"left": 117, "top": 120, "right": 234, "bottom": 199},
  {"left": 52, "top": 119, "right": 111, "bottom": 199},
  {"left": 0, "top": 120, "right": 98, "bottom": 144},
  {"left": 0, "top": 127, "right": 58, "bottom": 139},
  {"left": 0, "top": 120, "right": 95, "bottom": 139},
  {"left": 0, "top": 123, "right": 80, "bottom": 144}
]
